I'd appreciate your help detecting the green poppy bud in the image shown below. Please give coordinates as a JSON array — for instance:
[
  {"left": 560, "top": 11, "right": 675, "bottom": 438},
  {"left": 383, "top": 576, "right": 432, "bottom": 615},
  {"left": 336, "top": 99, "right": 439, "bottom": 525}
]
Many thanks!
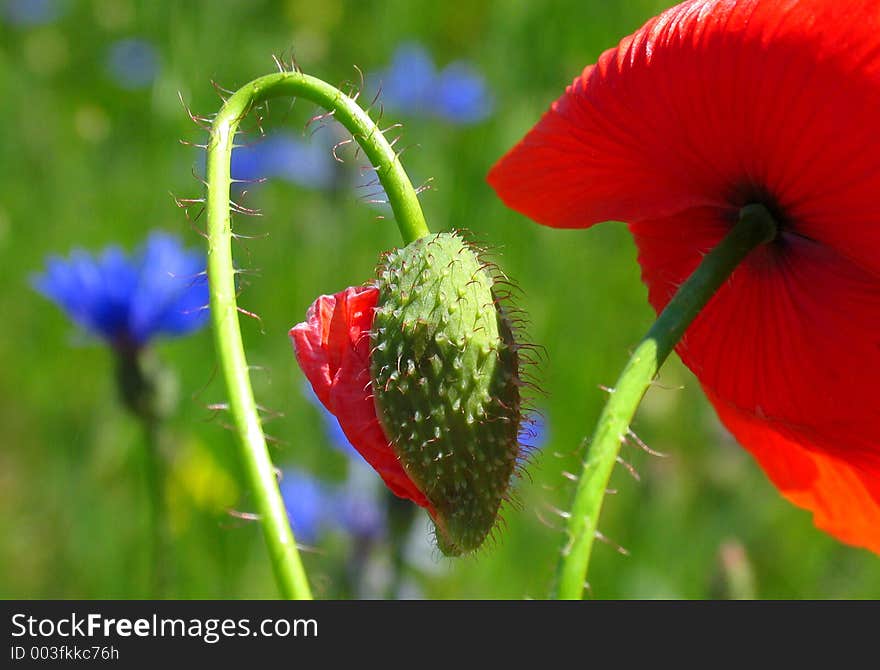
[{"left": 371, "top": 232, "right": 523, "bottom": 555}]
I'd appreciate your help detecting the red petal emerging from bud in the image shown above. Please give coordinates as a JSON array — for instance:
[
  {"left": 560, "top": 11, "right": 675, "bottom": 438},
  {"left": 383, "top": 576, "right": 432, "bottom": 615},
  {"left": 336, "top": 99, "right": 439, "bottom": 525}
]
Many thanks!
[{"left": 290, "top": 285, "right": 431, "bottom": 509}]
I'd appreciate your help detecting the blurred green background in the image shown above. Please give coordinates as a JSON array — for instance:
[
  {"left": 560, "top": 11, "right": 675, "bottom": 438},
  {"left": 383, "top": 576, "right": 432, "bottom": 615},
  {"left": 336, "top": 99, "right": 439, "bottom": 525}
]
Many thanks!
[{"left": 1, "top": 0, "right": 877, "bottom": 599}]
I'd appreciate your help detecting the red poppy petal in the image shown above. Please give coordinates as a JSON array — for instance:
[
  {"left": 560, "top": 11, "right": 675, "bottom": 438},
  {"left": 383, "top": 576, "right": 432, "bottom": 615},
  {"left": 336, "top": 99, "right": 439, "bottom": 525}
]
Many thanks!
[
  {"left": 489, "top": 0, "right": 880, "bottom": 277},
  {"left": 487, "top": 1, "right": 749, "bottom": 228},
  {"left": 631, "top": 208, "right": 880, "bottom": 549},
  {"left": 490, "top": 0, "right": 880, "bottom": 550},
  {"left": 290, "top": 293, "right": 338, "bottom": 407},
  {"left": 635, "top": 215, "right": 880, "bottom": 449},
  {"left": 290, "top": 286, "right": 431, "bottom": 509},
  {"left": 708, "top": 389, "right": 880, "bottom": 554},
  {"left": 486, "top": 55, "right": 718, "bottom": 229}
]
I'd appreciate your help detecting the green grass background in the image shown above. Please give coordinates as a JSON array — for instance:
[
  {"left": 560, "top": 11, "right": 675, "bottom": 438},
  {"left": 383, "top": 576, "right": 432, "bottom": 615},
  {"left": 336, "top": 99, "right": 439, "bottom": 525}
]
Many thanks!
[{"left": 1, "top": 0, "right": 877, "bottom": 599}]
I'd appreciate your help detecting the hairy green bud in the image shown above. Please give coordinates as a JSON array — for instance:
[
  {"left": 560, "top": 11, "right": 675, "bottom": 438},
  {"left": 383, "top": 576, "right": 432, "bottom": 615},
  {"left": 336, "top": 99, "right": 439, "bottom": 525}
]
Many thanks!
[{"left": 371, "top": 232, "right": 522, "bottom": 555}]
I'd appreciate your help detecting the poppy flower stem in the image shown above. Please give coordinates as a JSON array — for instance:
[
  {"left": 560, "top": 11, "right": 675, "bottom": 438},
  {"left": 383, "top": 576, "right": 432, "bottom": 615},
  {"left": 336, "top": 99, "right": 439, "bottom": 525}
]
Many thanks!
[
  {"left": 205, "top": 71, "right": 431, "bottom": 599},
  {"left": 556, "top": 203, "right": 777, "bottom": 600}
]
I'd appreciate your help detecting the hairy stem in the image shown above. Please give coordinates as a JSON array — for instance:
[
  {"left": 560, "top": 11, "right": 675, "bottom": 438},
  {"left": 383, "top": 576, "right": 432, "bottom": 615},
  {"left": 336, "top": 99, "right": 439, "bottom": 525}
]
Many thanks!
[
  {"left": 555, "top": 204, "right": 777, "bottom": 600},
  {"left": 205, "top": 70, "right": 430, "bottom": 599}
]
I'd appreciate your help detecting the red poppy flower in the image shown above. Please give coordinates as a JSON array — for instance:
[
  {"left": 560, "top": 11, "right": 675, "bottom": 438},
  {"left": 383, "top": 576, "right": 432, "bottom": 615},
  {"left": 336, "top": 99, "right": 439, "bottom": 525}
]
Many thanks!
[
  {"left": 290, "top": 285, "right": 432, "bottom": 510},
  {"left": 488, "top": 0, "right": 880, "bottom": 553}
]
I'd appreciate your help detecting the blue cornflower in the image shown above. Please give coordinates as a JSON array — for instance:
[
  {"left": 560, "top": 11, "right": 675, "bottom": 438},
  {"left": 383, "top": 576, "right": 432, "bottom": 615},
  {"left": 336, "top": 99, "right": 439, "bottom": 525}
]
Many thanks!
[
  {"left": 301, "top": 386, "right": 388, "bottom": 541},
  {"left": 434, "top": 62, "right": 494, "bottom": 124},
  {"left": 230, "top": 132, "right": 337, "bottom": 190},
  {"left": 333, "top": 462, "right": 387, "bottom": 541},
  {"left": 280, "top": 468, "right": 334, "bottom": 546},
  {"left": 281, "top": 465, "right": 387, "bottom": 544},
  {"left": 514, "top": 412, "right": 548, "bottom": 478},
  {"left": 371, "top": 42, "right": 494, "bottom": 124},
  {"left": 519, "top": 412, "right": 548, "bottom": 452},
  {"left": 3, "top": 0, "right": 63, "bottom": 26},
  {"left": 376, "top": 43, "right": 437, "bottom": 116},
  {"left": 106, "top": 38, "right": 159, "bottom": 90},
  {"left": 302, "top": 383, "right": 360, "bottom": 459},
  {"left": 33, "top": 232, "right": 209, "bottom": 350}
]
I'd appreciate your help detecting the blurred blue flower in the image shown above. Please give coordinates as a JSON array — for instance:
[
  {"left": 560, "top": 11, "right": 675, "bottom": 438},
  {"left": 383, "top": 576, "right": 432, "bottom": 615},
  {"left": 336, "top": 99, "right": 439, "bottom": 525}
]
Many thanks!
[
  {"left": 301, "top": 386, "right": 388, "bottom": 541},
  {"left": 302, "top": 383, "right": 360, "bottom": 459},
  {"left": 106, "top": 39, "right": 159, "bottom": 90},
  {"left": 371, "top": 42, "right": 494, "bottom": 124},
  {"left": 434, "top": 63, "right": 494, "bottom": 124},
  {"left": 377, "top": 43, "right": 437, "bottom": 116},
  {"left": 33, "top": 232, "right": 209, "bottom": 350},
  {"left": 515, "top": 412, "right": 548, "bottom": 475},
  {"left": 280, "top": 468, "right": 334, "bottom": 545},
  {"left": 519, "top": 412, "right": 548, "bottom": 452},
  {"left": 281, "top": 465, "right": 387, "bottom": 544},
  {"left": 3, "top": 0, "right": 63, "bottom": 26},
  {"left": 231, "top": 132, "right": 337, "bottom": 190},
  {"left": 334, "top": 462, "right": 387, "bottom": 541}
]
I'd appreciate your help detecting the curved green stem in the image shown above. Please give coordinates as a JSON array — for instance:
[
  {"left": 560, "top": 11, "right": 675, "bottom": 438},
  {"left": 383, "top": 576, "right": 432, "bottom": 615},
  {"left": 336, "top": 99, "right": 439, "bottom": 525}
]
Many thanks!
[
  {"left": 206, "top": 71, "right": 430, "bottom": 599},
  {"left": 555, "top": 204, "right": 778, "bottom": 600}
]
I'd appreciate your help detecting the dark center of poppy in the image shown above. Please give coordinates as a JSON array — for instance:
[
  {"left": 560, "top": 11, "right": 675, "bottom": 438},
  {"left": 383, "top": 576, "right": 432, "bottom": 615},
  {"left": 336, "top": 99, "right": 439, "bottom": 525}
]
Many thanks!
[{"left": 729, "top": 182, "right": 785, "bottom": 246}]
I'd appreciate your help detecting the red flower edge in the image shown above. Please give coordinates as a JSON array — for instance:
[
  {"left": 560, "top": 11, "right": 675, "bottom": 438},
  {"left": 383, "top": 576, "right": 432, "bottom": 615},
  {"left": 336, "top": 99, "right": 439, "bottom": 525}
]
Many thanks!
[
  {"left": 488, "top": 0, "right": 880, "bottom": 553},
  {"left": 290, "top": 285, "right": 431, "bottom": 510}
]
